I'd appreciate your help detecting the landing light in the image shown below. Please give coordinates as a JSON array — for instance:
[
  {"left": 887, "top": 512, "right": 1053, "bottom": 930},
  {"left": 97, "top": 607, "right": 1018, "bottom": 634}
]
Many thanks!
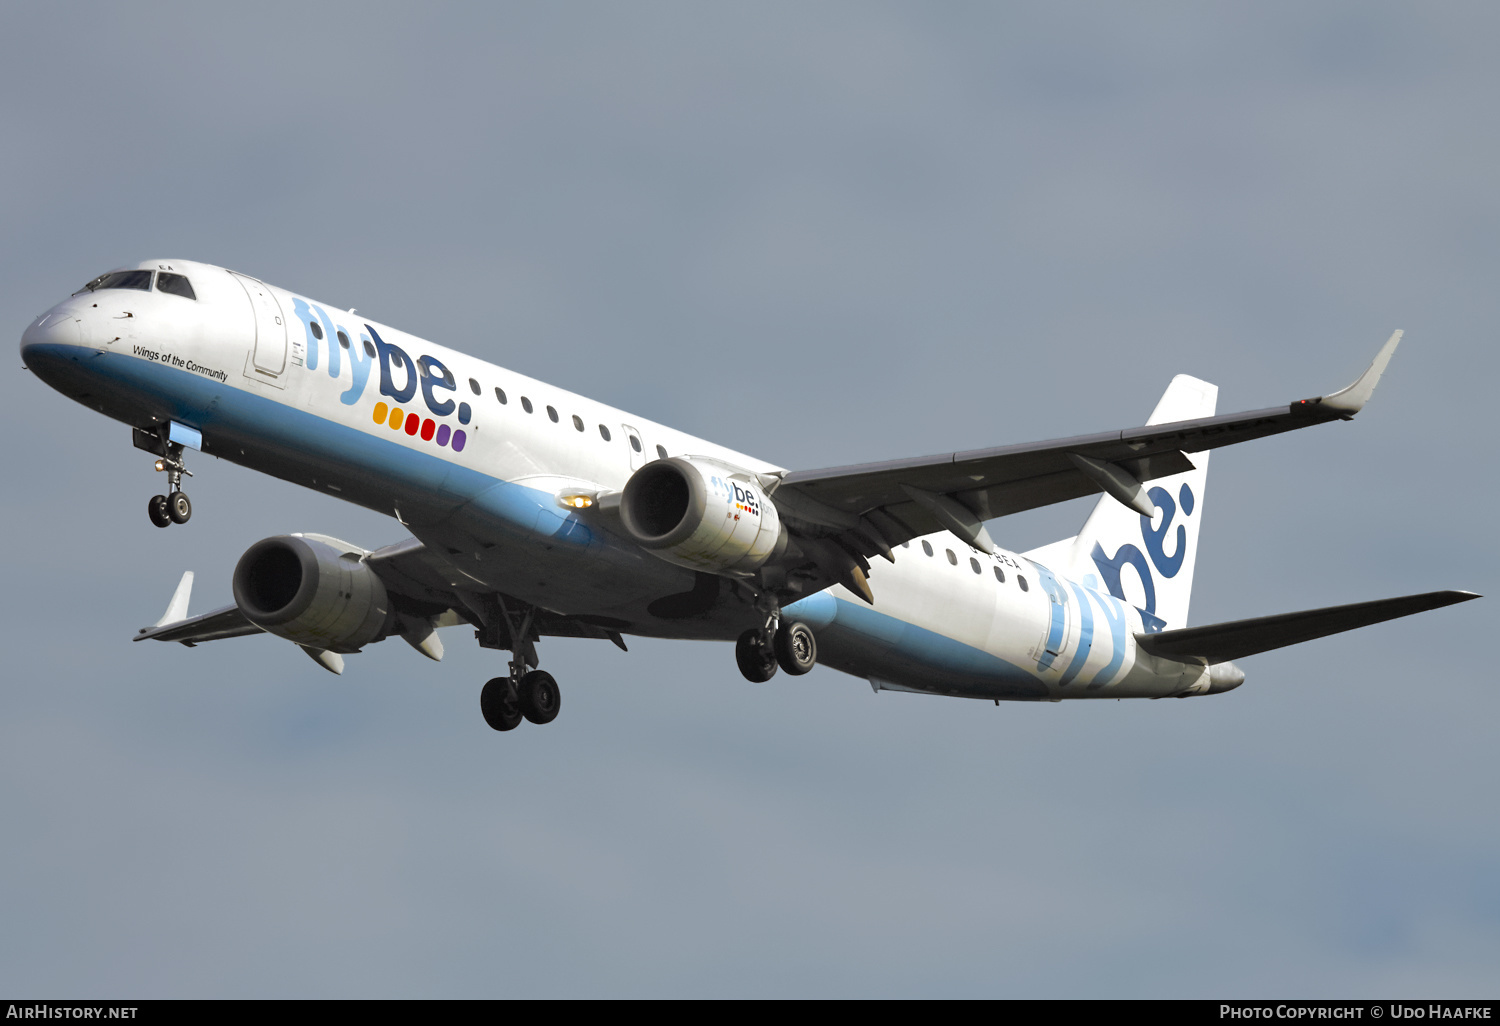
[
  {"left": 154, "top": 459, "right": 165, "bottom": 472},
  {"left": 557, "top": 494, "right": 595, "bottom": 510}
]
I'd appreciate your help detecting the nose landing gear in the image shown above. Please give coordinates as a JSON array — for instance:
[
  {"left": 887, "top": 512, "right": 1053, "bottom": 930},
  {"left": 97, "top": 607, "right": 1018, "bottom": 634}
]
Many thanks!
[{"left": 135, "top": 426, "right": 194, "bottom": 528}]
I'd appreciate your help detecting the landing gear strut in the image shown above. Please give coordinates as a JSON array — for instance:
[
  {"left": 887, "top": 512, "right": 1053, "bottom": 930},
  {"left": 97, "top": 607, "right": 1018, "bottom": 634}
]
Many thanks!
[{"left": 471, "top": 596, "right": 565, "bottom": 732}]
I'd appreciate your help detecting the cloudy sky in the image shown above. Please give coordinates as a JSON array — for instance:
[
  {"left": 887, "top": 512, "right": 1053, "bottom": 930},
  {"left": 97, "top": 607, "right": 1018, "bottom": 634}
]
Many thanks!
[{"left": 2, "top": 2, "right": 1496, "bottom": 998}]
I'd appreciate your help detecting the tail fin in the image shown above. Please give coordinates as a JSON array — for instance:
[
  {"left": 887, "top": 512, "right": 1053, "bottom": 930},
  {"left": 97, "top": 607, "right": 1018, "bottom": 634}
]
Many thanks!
[{"left": 1024, "top": 374, "right": 1217, "bottom": 632}]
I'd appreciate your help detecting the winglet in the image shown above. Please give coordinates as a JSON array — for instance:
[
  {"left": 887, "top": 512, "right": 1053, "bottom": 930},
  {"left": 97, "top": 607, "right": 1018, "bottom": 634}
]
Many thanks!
[
  {"left": 149, "top": 571, "right": 195, "bottom": 629},
  {"left": 1322, "top": 330, "right": 1402, "bottom": 415}
]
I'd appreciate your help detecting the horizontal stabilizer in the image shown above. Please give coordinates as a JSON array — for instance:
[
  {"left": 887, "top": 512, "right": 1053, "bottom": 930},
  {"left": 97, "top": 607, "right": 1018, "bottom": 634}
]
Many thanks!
[{"left": 1135, "top": 590, "right": 1479, "bottom": 664}]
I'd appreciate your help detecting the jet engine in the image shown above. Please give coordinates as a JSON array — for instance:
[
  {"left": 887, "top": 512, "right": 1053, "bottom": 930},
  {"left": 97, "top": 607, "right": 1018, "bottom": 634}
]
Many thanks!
[
  {"left": 620, "top": 456, "right": 787, "bottom": 575},
  {"left": 232, "top": 534, "right": 390, "bottom": 652}
]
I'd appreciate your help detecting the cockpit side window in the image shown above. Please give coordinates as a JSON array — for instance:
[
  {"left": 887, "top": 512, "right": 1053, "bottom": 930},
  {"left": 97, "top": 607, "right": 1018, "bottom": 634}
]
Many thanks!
[
  {"left": 75, "top": 270, "right": 153, "bottom": 294},
  {"left": 155, "top": 273, "right": 196, "bottom": 300}
]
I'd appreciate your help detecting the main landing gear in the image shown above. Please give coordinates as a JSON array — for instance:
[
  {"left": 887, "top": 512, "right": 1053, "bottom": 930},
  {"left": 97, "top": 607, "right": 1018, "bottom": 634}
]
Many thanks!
[
  {"left": 474, "top": 596, "right": 564, "bottom": 733},
  {"left": 735, "top": 619, "right": 818, "bottom": 683},
  {"left": 481, "top": 670, "right": 561, "bottom": 731}
]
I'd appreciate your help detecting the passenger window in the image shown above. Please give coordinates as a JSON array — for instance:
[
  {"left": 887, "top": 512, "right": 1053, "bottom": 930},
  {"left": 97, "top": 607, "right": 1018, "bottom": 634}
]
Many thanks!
[
  {"left": 598, "top": 424, "right": 611, "bottom": 441},
  {"left": 1018, "top": 576, "right": 1029, "bottom": 592},
  {"left": 337, "top": 330, "right": 349, "bottom": 349},
  {"left": 572, "top": 414, "right": 584, "bottom": 431},
  {"left": 921, "top": 541, "right": 933, "bottom": 557},
  {"left": 309, "top": 321, "right": 324, "bottom": 340},
  {"left": 521, "top": 397, "right": 533, "bottom": 413},
  {"left": 970, "top": 557, "right": 981, "bottom": 574},
  {"left": 901, "top": 541, "right": 910, "bottom": 549},
  {"left": 993, "top": 566, "right": 1005, "bottom": 583},
  {"left": 656, "top": 445, "right": 668, "bottom": 459},
  {"left": 546, "top": 405, "right": 559, "bottom": 423},
  {"left": 156, "top": 272, "right": 196, "bottom": 300},
  {"left": 630, "top": 435, "right": 642, "bottom": 452},
  {"left": 946, "top": 549, "right": 957, "bottom": 565},
  {"left": 495, "top": 387, "right": 507, "bottom": 405},
  {"left": 469, "top": 378, "right": 480, "bottom": 395},
  {"left": 363, "top": 339, "right": 376, "bottom": 358}
]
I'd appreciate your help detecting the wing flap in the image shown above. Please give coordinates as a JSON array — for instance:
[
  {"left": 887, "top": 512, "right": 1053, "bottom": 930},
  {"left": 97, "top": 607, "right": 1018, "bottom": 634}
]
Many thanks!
[{"left": 1135, "top": 590, "right": 1479, "bottom": 664}]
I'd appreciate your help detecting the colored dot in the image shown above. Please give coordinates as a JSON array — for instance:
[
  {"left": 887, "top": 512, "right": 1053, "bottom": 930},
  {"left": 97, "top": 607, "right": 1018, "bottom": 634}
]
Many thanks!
[
  {"left": 389, "top": 407, "right": 404, "bottom": 430},
  {"left": 436, "top": 424, "right": 451, "bottom": 447},
  {"left": 405, "top": 413, "right": 420, "bottom": 436},
  {"left": 458, "top": 402, "right": 471, "bottom": 425},
  {"left": 1179, "top": 483, "right": 1195, "bottom": 516},
  {"left": 373, "top": 402, "right": 388, "bottom": 424},
  {"left": 452, "top": 429, "right": 467, "bottom": 453},
  {"left": 420, "top": 418, "right": 435, "bottom": 441}
]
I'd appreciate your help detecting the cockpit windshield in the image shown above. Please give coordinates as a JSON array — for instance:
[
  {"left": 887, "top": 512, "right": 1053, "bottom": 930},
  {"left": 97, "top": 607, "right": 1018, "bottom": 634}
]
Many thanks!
[
  {"left": 75, "top": 270, "right": 154, "bottom": 294},
  {"left": 156, "top": 272, "right": 196, "bottom": 300},
  {"left": 72, "top": 269, "right": 197, "bottom": 300}
]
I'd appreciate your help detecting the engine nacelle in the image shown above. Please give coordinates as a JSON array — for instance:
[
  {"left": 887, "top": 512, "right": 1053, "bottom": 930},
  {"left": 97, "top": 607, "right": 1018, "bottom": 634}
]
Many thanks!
[
  {"left": 232, "top": 534, "right": 390, "bottom": 653},
  {"left": 619, "top": 456, "right": 787, "bottom": 575}
]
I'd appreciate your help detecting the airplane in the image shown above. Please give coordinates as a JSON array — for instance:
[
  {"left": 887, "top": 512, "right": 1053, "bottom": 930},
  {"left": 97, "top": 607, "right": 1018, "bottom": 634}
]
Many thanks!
[{"left": 19, "top": 258, "right": 1478, "bottom": 731}]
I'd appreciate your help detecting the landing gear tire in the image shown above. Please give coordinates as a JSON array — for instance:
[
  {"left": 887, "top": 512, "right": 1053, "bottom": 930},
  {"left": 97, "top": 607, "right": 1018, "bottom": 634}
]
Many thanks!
[
  {"left": 480, "top": 676, "right": 522, "bottom": 731},
  {"left": 736, "top": 629, "right": 778, "bottom": 683},
  {"left": 148, "top": 494, "right": 171, "bottom": 528},
  {"left": 774, "top": 621, "right": 817, "bottom": 675},
  {"left": 167, "top": 491, "right": 192, "bottom": 524},
  {"left": 518, "top": 670, "right": 561, "bottom": 725}
]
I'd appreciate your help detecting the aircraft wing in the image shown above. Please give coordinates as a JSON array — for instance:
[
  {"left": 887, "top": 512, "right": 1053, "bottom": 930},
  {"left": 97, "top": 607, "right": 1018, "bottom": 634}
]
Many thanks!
[
  {"left": 365, "top": 537, "right": 630, "bottom": 648},
  {"left": 134, "top": 603, "right": 262, "bottom": 645},
  {"left": 134, "top": 543, "right": 629, "bottom": 654},
  {"left": 767, "top": 332, "right": 1402, "bottom": 600}
]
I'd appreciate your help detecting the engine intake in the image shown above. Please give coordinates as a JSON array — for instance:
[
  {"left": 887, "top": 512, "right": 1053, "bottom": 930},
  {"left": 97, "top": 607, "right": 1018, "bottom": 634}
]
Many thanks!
[
  {"left": 232, "top": 534, "right": 390, "bottom": 653},
  {"left": 620, "top": 457, "right": 786, "bottom": 575}
]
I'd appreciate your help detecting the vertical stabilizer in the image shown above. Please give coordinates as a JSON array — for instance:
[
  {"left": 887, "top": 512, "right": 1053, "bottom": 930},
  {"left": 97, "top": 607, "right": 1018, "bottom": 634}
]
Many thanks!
[{"left": 1025, "top": 375, "right": 1217, "bottom": 632}]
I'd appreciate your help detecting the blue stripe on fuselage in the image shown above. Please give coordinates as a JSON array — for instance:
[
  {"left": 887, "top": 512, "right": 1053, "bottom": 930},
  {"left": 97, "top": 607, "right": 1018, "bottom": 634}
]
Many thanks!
[
  {"left": 1060, "top": 580, "right": 1095, "bottom": 686},
  {"left": 807, "top": 594, "right": 1048, "bottom": 699},
  {"left": 26, "top": 342, "right": 597, "bottom": 550}
]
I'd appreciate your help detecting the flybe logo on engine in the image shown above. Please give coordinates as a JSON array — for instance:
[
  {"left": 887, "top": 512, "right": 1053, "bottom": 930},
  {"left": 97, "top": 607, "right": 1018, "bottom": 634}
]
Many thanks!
[{"left": 708, "top": 476, "right": 762, "bottom": 518}]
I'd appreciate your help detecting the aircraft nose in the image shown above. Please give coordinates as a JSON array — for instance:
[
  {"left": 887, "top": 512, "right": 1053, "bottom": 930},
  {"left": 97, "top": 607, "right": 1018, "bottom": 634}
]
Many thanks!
[
  {"left": 1206, "top": 661, "right": 1245, "bottom": 693},
  {"left": 21, "top": 309, "right": 82, "bottom": 355}
]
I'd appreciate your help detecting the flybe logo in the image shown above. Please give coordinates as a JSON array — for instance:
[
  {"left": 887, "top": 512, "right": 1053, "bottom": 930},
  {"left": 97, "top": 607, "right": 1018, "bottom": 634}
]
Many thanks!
[
  {"left": 1089, "top": 482, "right": 1195, "bottom": 633},
  {"left": 710, "top": 476, "right": 761, "bottom": 518},
  {"left": 292, "top": 298, "right": 474, "bottom": 451}
]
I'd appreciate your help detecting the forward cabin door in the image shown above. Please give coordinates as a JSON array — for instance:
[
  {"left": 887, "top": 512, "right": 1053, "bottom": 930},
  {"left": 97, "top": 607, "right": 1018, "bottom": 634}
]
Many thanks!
[{"left": 232, "top": 272, "right": 288, "bottom": 385}]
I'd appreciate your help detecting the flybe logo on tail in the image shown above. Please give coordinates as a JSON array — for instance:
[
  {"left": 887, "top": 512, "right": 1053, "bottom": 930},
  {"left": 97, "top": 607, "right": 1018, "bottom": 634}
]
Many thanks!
[{"left": 1090, "top": 483, "right": 1195, "bottom": 633}]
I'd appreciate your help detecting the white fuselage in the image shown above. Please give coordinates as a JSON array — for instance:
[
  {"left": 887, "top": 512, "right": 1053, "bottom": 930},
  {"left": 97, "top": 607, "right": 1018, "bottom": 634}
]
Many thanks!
[{"left": 22, "top": 259, "right": 1226, "bottom": 701}]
